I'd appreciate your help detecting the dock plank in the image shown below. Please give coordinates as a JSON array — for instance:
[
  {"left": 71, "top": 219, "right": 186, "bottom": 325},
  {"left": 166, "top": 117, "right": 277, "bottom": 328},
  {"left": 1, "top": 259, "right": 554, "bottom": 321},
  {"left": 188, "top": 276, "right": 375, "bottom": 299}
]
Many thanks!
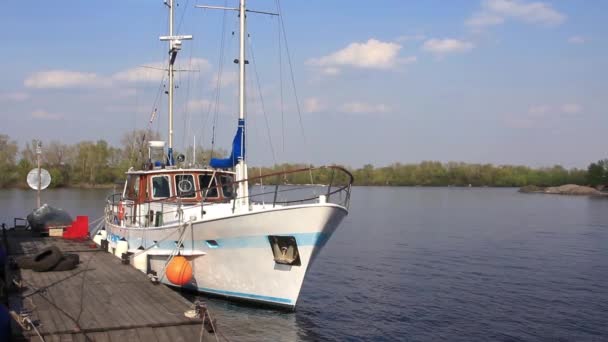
[{"left": 2, "top": 231, "right": 213, "bottom": 341}]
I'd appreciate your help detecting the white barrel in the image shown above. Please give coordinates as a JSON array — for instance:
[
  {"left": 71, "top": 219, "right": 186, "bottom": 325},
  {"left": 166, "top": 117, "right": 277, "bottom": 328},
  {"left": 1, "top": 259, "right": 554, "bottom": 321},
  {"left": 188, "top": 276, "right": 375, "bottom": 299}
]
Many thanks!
[{"left": 114, "top": 239, "right": 129, "bottom": 257}]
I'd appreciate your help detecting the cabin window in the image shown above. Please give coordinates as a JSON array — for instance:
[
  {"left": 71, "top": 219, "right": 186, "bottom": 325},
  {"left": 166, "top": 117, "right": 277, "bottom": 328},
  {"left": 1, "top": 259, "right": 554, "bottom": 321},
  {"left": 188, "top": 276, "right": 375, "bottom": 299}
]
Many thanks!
[
  {"left": 124, "top": 175, "right": 140, "bottom": 200},
  {"left": 175, "top": 174, "right": 195, "bottom": 198},
  {"left": 152, "top": 175, "right": 171, "bottom": 198},
  {"left": 199, "top": 174, "right": 218, "bottom": 198},
  {"left": 220, "top": 175, "right": 235, "bottom": 199}
]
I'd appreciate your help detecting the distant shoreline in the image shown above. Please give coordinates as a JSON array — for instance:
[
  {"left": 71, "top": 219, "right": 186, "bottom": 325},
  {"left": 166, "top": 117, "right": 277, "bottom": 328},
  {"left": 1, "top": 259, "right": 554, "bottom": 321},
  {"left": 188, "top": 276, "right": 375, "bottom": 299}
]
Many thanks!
[{"left": 519, "top": 184, "right": 607, "bottom": 196}]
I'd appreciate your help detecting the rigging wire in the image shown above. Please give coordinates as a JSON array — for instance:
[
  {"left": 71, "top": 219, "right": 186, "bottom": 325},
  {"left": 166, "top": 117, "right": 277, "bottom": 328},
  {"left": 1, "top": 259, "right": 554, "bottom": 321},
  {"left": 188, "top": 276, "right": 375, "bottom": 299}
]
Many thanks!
[
  {"left": 248, "top": 35, "right": 277, "bottom": 166},
  {"left": 276, "top": 6, "right": 285, "bottom": 160},
  {"left": 181, "top": 42, "right": 196, "bottom": 155},
  {"left": 175, "top": 0, "right": 191, "bottom": 34},
  {"left": 204, "top": 0, "right": 231, "bottom": 161},
  {"left": 275, "top": 0, "right": 315, "bottom": 184}
]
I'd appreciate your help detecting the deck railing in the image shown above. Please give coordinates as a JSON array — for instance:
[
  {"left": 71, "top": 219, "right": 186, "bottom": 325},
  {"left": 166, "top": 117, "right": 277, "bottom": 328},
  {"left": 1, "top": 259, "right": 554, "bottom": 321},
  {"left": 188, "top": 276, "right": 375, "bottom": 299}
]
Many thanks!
[{"left": 105, "top": 166, "right": 353, "bottom": 226}]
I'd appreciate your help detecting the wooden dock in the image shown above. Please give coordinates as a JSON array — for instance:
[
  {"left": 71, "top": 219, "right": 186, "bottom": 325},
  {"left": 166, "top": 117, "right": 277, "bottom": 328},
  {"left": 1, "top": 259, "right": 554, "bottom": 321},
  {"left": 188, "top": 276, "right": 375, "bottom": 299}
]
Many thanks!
[{"left": 1, "top": 230, "right": 220, "bottom": 341}]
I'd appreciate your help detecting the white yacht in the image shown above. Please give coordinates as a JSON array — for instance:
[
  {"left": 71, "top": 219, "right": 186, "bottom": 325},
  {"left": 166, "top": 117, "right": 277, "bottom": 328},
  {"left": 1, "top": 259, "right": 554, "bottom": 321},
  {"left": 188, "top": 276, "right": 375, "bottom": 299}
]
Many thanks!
[{"left": 99, "top": 0, "right": 353, "bottom": 310}]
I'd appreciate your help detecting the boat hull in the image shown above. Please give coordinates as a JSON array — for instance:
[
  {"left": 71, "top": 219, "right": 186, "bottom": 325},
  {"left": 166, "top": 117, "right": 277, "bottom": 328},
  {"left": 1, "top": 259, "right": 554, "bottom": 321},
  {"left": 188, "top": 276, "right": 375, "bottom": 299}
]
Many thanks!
[{"left": 104, "top": 203, "right": 347, "bottom": 309}]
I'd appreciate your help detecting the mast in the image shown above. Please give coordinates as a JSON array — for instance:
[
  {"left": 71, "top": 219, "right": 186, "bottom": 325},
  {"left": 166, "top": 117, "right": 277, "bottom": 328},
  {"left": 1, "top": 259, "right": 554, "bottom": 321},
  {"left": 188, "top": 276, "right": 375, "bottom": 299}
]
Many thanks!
[
  {"left": 194, "top": 0, "right": 278, "bottom": 209},
  {"left": 160, "top": 0, "right": 192, "bottom": 166},
  {"left": 235, "top": 0, "right": 249, "bottom": 208},
  {"left": 168, "top": 0, "right": 175, "bottom": 163}
]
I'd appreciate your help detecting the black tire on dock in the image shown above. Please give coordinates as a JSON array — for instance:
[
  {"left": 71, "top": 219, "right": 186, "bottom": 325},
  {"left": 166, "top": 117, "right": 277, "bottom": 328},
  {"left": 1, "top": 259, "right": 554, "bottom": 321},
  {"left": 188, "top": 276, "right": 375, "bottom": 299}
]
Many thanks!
[
  {"left": 50, "top": 254, "right": 80, "bottom": 272},
  {"left": 15, "top": 256, "right": 36, "bottom": 269},
  {"left": 31, "top": 246, "right": 63, "bottom": 272}
]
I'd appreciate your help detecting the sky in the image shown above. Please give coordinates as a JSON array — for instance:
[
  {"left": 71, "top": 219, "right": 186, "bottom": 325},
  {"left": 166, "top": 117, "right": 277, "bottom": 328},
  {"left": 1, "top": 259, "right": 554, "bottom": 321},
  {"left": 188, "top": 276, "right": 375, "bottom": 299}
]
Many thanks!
[{"left": 0, "top": 0, "right": 606, "bottom": 168}]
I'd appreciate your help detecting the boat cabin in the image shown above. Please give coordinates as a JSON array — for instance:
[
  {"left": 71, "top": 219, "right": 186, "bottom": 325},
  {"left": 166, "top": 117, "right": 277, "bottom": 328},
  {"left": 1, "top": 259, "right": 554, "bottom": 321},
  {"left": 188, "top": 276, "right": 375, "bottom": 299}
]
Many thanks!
[{"left": 122, "top": 169, "right": 236, "bottom": 205}]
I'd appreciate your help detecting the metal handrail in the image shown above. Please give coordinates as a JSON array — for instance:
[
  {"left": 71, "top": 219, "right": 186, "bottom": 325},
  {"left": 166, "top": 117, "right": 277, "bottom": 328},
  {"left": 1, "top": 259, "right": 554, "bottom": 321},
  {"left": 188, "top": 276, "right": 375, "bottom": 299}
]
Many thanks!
[{"left": 105, "top": 165, "right": 354, "bottom": 224}]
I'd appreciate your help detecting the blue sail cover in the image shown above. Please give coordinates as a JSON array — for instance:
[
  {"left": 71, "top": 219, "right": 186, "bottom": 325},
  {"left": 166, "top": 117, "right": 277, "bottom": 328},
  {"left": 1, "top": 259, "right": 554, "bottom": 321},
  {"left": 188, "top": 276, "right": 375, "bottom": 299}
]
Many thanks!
[{"left": 210, "top": 119, "right": 245, "bottom": 169}]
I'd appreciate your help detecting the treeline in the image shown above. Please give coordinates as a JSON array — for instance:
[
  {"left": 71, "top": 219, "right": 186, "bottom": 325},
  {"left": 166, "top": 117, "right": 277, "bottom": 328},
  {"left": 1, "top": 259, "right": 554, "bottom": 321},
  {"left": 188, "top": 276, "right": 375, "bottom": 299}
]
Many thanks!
[
  {"left": 0, "top": 132, "right": 605, "bottom": 188},
  {"left": 253, "top": 161, "right": 595, "bottom": 187},
  {"left": 0, "top": 131, "right": 224, "bottom": 188}
]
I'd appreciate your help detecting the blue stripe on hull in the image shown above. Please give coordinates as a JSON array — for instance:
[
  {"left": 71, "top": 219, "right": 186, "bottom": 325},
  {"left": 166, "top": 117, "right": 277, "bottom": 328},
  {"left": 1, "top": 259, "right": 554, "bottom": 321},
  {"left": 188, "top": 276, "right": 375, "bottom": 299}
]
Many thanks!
[
  {"left": 198, "top": 287, "right": 294, "bottom": 305},
  {"left": 110, "top": 232, "right": 329, "bottom": 251}
]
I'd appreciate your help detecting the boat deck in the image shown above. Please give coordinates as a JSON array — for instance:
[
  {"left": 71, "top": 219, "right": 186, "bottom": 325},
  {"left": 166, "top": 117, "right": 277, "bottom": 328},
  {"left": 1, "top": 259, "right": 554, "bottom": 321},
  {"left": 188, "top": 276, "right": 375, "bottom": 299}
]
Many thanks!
[{"left": 1, "top": 230, "right": 218, "bottom": 341}]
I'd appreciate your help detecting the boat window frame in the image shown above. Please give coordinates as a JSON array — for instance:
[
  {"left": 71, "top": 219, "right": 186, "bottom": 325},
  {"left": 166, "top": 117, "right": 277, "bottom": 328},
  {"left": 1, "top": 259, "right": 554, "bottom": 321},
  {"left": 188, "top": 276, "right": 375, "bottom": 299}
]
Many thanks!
[
  {"left": 175, "top": 174, "right": 196, "bottom": 198},
  {"left": 219, "top": 175, "right": 235, "bottom": 199},
  {"left": 124, "top": 174, "right": 140, "bottom": 201},
  {"left": 150, "top": 174, "right": 172, "bottom": 199},
  {"left": 198, "top": 173, "right": 219, "bottom": 199}
]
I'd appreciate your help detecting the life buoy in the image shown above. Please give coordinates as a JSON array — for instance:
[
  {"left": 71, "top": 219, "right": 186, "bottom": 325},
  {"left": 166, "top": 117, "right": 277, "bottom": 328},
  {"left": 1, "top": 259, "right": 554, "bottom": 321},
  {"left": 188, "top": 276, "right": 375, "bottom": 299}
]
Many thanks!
[{"left": 118, "top": 202, "right": 125, "bottom": 220}]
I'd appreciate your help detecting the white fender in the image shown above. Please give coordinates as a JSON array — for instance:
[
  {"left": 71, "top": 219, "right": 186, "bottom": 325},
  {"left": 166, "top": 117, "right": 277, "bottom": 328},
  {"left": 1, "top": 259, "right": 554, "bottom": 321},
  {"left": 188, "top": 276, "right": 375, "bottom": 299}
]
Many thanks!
[
  {"left": 114, "top": 239, "right": 129, "bottom": 257},
  {"left": 93, "top": 229, "right": 107, "bottom": 245},
  {"left": 132, "top": 248, "right": 148, "bottom": 273}
]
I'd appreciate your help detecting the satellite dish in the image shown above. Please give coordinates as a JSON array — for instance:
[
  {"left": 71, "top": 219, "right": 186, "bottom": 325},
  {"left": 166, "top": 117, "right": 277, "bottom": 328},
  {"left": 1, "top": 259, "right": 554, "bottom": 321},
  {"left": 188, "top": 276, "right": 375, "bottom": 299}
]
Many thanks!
[{"left": 27, "top": 168, "right": 51, "bottom": 190}]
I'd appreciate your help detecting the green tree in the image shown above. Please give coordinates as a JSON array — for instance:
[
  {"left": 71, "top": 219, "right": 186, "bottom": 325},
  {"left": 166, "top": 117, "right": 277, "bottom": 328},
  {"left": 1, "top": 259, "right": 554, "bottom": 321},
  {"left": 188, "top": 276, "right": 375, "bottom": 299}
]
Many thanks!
[
  {"left": 587, "top": 159, "right": 608, "bottom": 186},
  {"left": 0, "top": 134, "right": 18, "bottom": 187}
]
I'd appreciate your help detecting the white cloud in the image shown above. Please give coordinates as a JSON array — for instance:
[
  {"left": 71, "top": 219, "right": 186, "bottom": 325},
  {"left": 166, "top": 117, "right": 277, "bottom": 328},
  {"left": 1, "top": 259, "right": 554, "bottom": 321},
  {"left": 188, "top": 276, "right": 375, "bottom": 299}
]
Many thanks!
[
  {"left": 23, "top": 58, "right": 211, "bottom": 89},
  {"left": 339, "top": 102, "right": 391, "bottom": 114},
  {"left": 184, "top": 99, "right": 226, "bottom": 113},
  {"left": 303, "top": 97, "right": 326, "bottom": 113},
  {"left": 528, "top": 103, "right": 583, "bottom": 116},
  {"left": 395, "top": 34, "right": 427, "bottom": 43},
  {"left": 466, "top": 13, "right": 505, "bottom": 28},
  {"left": 111, "top": 63, "right": 165, "bottom": 83},
  {"left": 467, "top": 0, "right": 566, "bottom": 30},
  {"left": 0, "top": 92, "right": 29, "bottom": 102},
  {"left": 24, "top": 70, "right": 105, "bottom": 89},
  {"left": 506, "top": 103, "right": 583, "bottom": 129},
  {"left": 112, "top": 58, "right": 211, "bottom": 83},
  {"left": 321, "top": 67, "right": 341, "bottom": 76},
  {"left": 308, "top": 39, "right": 404, "bottom": 72},
  {"left": 31, "top": 109, "right": 63, "bottom": 120},
  {"left": 398, "top": 56, "right": 418, "bottom": 65},
  {"left": 567, "top": 36, "right": 587, "bottom": 44},
  {"left": 560, "top": 103, "right": 582, "bottom": 114},
  {"left": 208, "top": 70, "right": 238, "bottom": 88},
  {"left": 504, "top": 116, "right": 535, "bottom": 129},
  {"left": 422, "top": 39, "right": 474, "bottom": 55},
  {"left": 528, "top": 104, "right": 552, "bottom": 116}
]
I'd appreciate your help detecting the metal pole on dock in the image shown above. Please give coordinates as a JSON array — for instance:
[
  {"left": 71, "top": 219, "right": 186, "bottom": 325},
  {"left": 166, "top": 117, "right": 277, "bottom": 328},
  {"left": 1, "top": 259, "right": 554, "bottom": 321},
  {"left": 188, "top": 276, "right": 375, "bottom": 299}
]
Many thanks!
[{"left": 36, "top": 141, "right": 42, "bottom": 208}]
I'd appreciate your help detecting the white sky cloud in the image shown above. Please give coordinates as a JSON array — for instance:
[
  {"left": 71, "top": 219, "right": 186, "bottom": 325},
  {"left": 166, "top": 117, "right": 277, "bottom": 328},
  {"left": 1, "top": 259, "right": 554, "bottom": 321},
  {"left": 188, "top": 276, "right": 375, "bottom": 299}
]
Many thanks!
[
  {"left": 422, "top": 39, "right": 474, "bottom": 55},
  {"left": 567, "top": 36, "right": 588, "bottom": 44},
  {"left": 308, "top": 39, "right": 404, "bottom": 72},
  {"left": 209, "top": 70, "right": 238, "bottom": 88},
  {"left": 467, "top": 0, "right": 566, "bottom": 30},
  {"left": 465, "top": 0, "right": 566, "bottom": 30},
  {"left": 560, "top": 103, "right": 583, "bottom": 114},
  {"left": 184, "top": 99, "right": 226, "bottom": 113},
  {"left": 395, "top": 34, "right": 427, "bottom": 43},
  {"left": 24, "top": 70, "right": 106, "bottom": 89},
  {"left": 31, "top": 109, "right": 63, "bottom": 120},
  {"left": 113, "top": 58, "right": 210, "bottom": 83},
  {"left": 339, "top": 102, "right": 391, "bottom": 114},
  {"left": 111, "top": 63, "right": 165, "bottom": 83},
  {"left": 24, "top": 58, "right": 211, "bottom": 89},
  {"left": 528, "top": 103, "right": 583, "bottom": 116},
  {"left": 508, "top": 103, "right": 584, "bottom": 129},
  {"left": 303, "top": 97, "right": 326, "bottom": 113},
  {"left": 0, "top": 92, "right": 29, "bottom": 102}
]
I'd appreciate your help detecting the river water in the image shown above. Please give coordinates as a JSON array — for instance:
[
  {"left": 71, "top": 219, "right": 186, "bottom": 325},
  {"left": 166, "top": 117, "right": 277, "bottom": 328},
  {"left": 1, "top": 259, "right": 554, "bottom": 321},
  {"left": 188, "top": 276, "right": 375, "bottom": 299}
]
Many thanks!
[{"left": 1, "top": 187, "right": 607, "bottom": 341}]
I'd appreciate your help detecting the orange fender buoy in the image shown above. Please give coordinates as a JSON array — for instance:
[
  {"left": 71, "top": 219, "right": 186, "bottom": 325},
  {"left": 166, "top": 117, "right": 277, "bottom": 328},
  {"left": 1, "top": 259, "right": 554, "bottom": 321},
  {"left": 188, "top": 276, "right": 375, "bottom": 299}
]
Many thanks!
[
  {"left": 117, "top": 203, "right": 125, "bottom": 220},
  {"left": 166, "top": 255, "right": 193, "bottom": 286}
]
